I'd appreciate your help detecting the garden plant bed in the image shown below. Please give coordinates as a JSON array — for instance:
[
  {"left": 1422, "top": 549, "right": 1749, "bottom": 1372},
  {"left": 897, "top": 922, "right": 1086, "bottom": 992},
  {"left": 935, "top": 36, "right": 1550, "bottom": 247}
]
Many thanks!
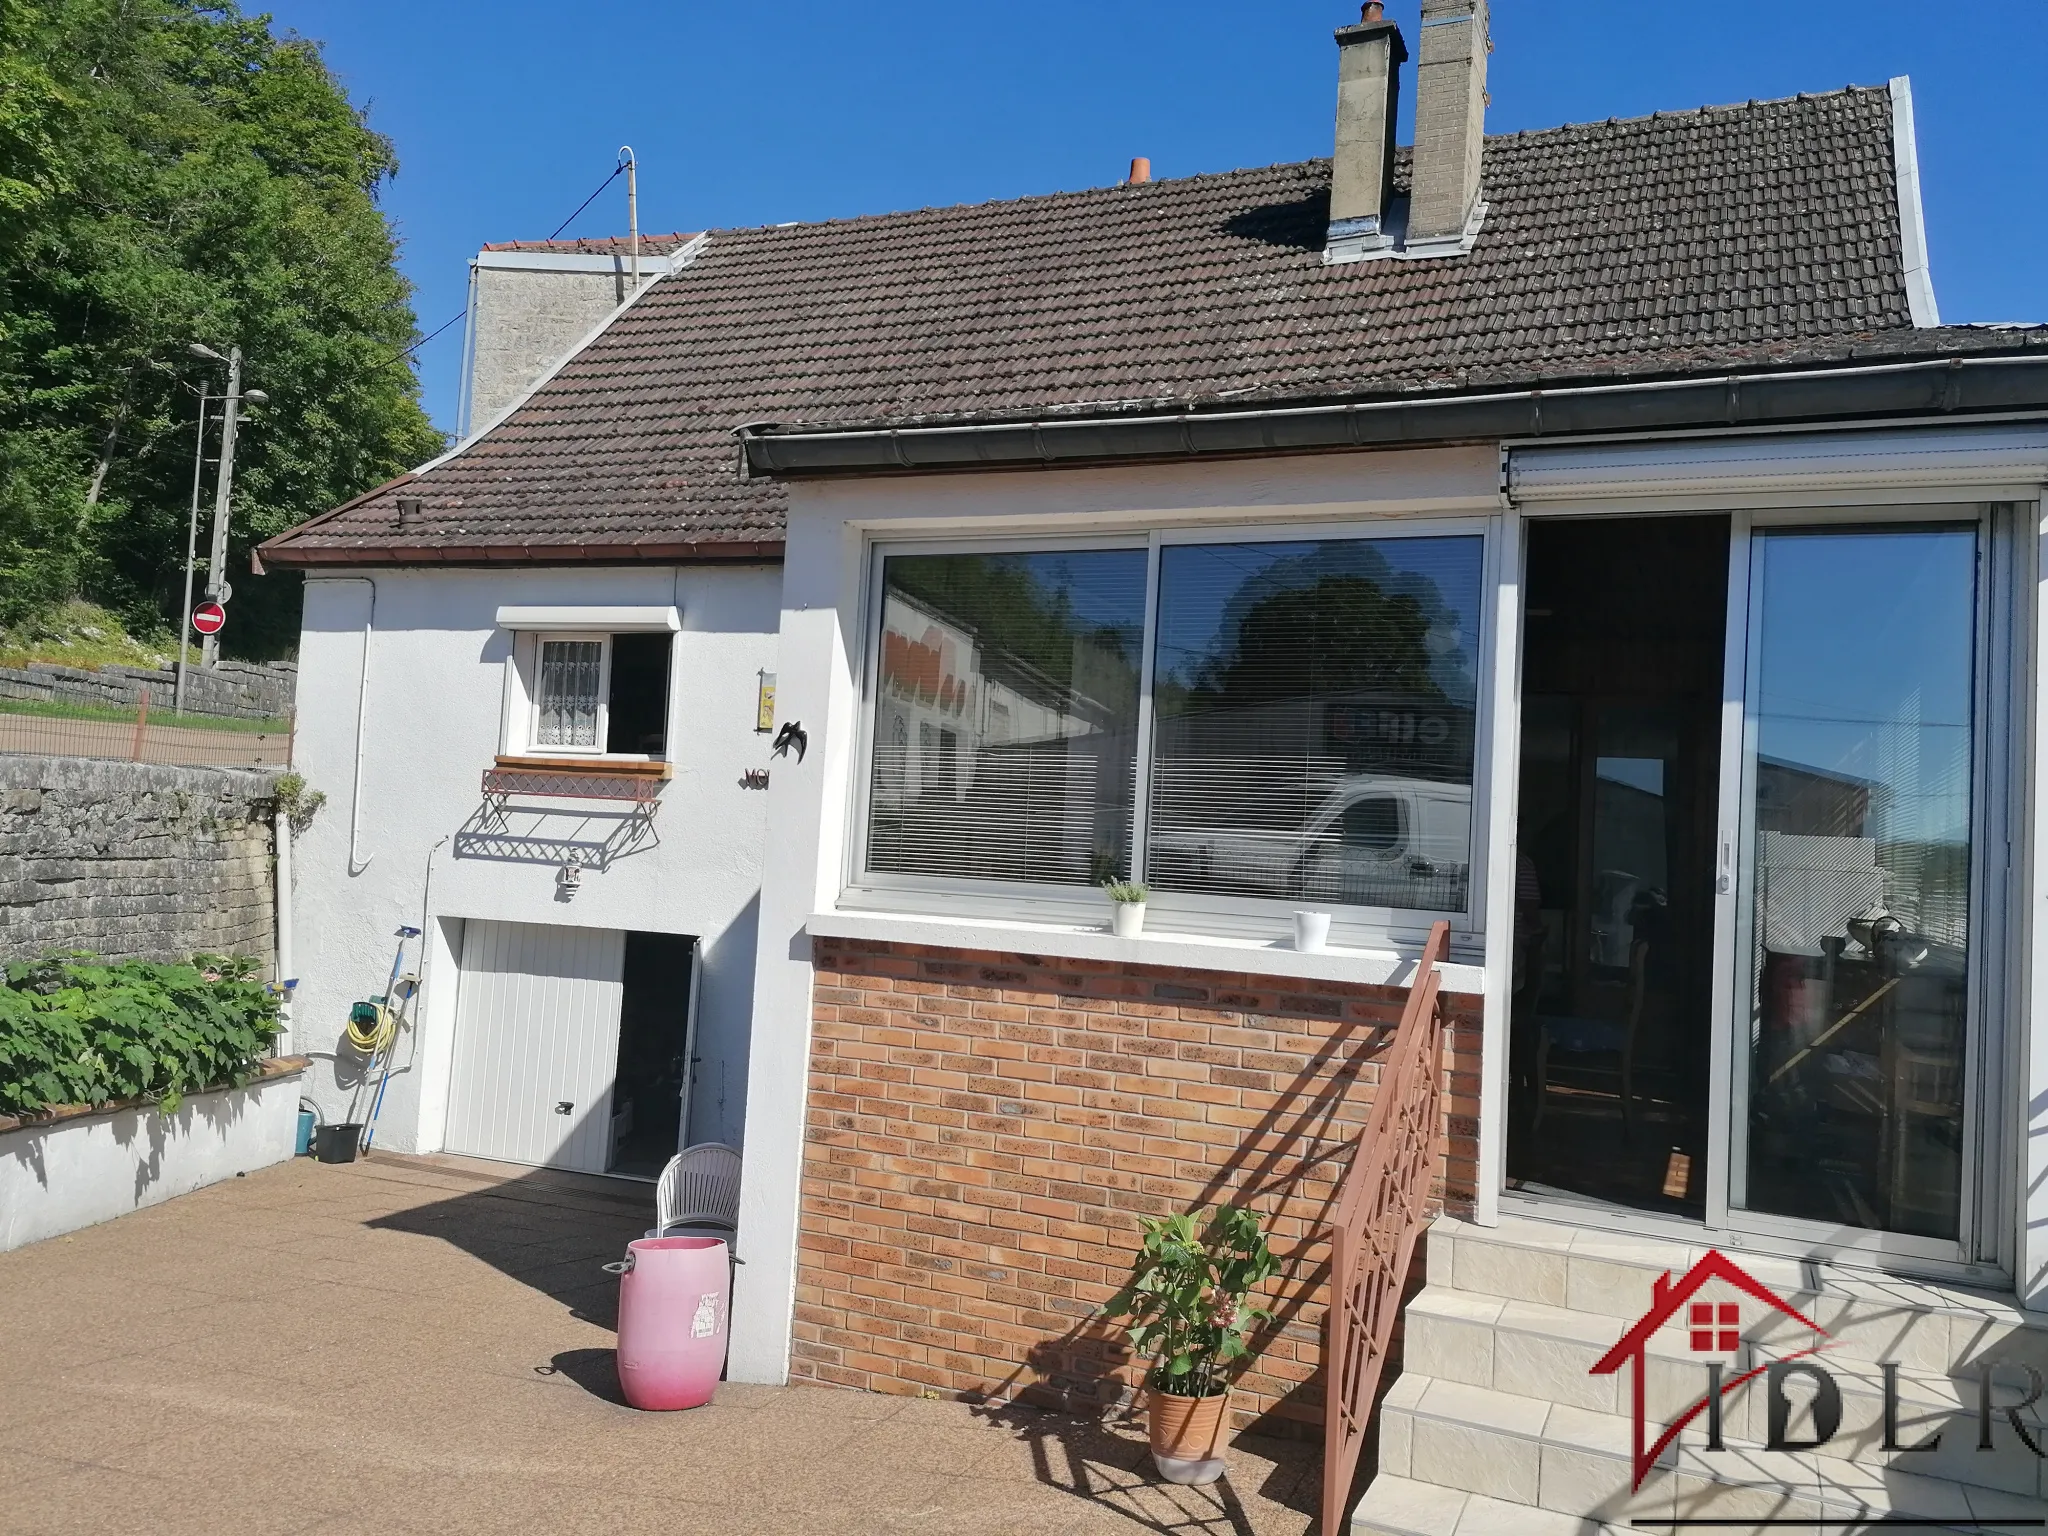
[{"left": 0, "top": 1053, "right": 308, "bottom": 1134}]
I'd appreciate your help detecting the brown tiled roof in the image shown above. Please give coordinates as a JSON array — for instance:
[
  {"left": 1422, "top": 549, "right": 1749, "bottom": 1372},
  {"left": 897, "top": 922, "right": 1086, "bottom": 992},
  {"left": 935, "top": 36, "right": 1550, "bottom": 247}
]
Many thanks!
[
  {"left": 481, "top": 232, "right": 700, "bottom": 256},
  {"left": 263, "top": 86, "right": 2025, "bottom": 567}
]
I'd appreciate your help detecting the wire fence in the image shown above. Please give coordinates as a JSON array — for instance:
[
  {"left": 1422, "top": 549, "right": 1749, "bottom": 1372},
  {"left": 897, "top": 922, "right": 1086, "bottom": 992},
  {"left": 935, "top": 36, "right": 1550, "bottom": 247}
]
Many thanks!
[{"left": 0, "top": 689, "right": 292, "bottom": 770}]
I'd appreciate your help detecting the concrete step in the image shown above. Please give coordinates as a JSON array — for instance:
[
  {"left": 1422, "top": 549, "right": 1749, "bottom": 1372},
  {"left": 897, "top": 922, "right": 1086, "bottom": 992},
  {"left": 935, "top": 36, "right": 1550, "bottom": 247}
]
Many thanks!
[
  {"left": 1352, "top": 1476, "right": 1614, "bottom": 1536},
  {"left": 1351, "top": 1468, "right": 2043, "bottom": 1536},
  {"left": 1427, "top": 1214, "right": 2048, "bottom": 1378},
  {"left": 1374, "top": 1370, "right": 2047, "bottom": 1529},
  {"left": 1402, "top": 1287, "right": 2046, "bottom": 1496}
]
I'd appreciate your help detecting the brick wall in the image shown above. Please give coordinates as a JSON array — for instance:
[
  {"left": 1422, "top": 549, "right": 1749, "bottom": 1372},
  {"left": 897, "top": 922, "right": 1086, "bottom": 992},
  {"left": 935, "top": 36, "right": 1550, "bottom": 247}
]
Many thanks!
[{"left": 793, "top": 937, "right": 1482, "bottom": 1439}]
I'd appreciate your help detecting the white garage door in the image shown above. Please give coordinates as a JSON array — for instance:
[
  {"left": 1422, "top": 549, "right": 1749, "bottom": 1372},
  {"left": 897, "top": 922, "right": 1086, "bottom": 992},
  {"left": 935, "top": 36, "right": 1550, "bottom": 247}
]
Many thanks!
[{"left": 445, "top": 921, "right": 626, "bottom": 1173}]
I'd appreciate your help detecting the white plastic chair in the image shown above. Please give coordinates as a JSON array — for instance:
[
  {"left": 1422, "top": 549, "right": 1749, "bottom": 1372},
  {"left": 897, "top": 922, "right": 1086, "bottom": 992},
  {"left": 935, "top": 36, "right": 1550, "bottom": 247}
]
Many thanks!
[{"left": 648, "top": 1142, "right": 742, "bottom": 1240}]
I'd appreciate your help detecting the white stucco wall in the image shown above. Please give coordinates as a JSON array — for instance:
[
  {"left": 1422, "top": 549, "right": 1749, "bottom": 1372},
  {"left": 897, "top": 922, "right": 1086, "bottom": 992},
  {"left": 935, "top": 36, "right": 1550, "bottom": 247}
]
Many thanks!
[
  {"left": 290, "top": 564, "right": 780, "bottom": 1161},
  {"left": 2026, "top": 499, "right": 2048, "bottom": 1313},
  {"left": 1, "top": 1072, "right": 300, "bottom": 1252},
  {"left": 727, "top": 444, "right": 1502, "bottom": 1383}
]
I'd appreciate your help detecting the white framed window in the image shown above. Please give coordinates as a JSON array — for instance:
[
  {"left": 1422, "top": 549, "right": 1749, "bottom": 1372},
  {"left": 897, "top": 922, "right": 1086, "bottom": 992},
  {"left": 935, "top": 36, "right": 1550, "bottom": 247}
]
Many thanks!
[
  {"left": 850, "top": 521, "right": 1491, "bottom": 936},
  {"left": 506, "top": 630, "right": 675, "bottom": 759}
]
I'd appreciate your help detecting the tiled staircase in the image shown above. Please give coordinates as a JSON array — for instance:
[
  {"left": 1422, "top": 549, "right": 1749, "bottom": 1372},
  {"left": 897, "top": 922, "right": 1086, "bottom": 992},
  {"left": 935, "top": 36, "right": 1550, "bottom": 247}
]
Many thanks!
[{"left": 1354, "top": 1214, "right": 2048, "bottom": 1536}]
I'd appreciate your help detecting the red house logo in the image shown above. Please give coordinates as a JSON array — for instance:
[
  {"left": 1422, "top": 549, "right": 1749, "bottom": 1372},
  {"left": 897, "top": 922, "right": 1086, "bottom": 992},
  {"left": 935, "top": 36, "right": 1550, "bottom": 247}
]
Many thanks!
[{"left": 1589, "top": 1250, "right": 1832, "bottom": 1491}]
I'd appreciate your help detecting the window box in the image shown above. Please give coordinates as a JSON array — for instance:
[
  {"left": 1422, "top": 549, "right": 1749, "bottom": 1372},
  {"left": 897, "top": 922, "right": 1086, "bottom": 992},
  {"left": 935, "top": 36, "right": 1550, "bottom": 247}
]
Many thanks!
[
  {"left": 493, "top": 755, "right": 674, "bottom": 779},
  {"left": 484, "top": 756, "right": 672, "bottom": 807}
]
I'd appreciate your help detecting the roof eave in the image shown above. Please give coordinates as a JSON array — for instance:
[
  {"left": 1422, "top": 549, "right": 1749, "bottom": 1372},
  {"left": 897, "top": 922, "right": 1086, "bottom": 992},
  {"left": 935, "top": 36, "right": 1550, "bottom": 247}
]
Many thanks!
[{"left": 257, "top": 539, "right": 786, "bottom": 571}]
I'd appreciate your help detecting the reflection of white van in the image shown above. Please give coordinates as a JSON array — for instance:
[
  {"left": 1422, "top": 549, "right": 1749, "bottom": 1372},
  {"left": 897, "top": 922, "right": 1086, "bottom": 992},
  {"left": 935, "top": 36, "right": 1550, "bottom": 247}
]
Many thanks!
[{"left": 1150, "top": 775, "right": 1472, "bottom": 912}]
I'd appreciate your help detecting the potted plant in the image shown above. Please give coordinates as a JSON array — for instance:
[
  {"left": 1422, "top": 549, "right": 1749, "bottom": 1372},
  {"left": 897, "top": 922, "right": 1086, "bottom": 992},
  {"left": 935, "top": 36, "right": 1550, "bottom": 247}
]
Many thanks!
[
  {"left": 1103, "top": 1205, "right": 1278, "bottom": 1485},
  {"left": 1105, "top": 880, "right": 1148, "bottom": 939}
]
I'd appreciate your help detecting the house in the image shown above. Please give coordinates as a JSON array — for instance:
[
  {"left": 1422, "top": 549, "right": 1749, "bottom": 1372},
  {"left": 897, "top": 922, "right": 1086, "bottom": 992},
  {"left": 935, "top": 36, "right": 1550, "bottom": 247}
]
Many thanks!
[
  {"left": 257, "top": 223, "right": 779, "bottom": 1173},
  {"left": 258, "top": 1, "right": 2048, "bottom": 1528}
]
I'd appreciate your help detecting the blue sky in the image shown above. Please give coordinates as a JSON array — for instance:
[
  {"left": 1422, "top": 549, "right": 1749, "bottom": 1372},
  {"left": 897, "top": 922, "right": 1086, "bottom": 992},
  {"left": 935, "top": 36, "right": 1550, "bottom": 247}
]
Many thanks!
[{"left": 263, "top": 0, "right": 2048, "bottom": 435}]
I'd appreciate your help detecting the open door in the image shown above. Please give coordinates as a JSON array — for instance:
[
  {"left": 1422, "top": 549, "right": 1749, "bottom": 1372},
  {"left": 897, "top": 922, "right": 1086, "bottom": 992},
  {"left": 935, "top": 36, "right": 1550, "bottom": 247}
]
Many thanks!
[{"left": 1507, "top": 516, "right": 1727, "bottom": 1217}]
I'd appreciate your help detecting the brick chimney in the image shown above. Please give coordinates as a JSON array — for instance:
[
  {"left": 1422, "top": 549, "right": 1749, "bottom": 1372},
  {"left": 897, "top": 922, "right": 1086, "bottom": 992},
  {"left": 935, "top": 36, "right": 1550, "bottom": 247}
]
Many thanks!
[
  {"left": 1408, "top": 0, "right": 1490, "bottom": 255},
  {"left": 1325, "top": 4, "right": 1409, "bottom": 263}
]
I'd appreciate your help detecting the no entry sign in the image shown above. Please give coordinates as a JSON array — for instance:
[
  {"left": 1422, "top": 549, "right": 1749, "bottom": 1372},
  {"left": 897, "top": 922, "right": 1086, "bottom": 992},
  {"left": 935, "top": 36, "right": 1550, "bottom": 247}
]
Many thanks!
[{"left": 191, "top": 601, "right": 226, "bottom": 636}]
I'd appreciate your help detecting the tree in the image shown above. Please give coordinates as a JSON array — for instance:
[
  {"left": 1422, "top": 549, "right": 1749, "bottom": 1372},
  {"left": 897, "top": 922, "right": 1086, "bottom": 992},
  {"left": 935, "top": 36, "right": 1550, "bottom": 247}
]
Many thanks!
[{"left": 0, "top": 0, "right": 442, "bottom": 654}]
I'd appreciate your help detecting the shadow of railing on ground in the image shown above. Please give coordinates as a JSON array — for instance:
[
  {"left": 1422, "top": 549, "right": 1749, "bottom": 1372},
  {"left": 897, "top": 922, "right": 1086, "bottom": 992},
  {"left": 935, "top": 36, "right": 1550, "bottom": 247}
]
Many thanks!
[{"left": 966, "top": 1397, "right": 1317, "bottom": 1536}]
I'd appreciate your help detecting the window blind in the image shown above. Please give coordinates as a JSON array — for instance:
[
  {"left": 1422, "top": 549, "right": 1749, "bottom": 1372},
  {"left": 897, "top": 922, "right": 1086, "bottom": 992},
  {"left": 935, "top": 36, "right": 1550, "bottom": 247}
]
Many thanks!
[
  {"left": 866, "top": 550, "right": 1146, "bottom": 886},
  {"left": 1146, "top": 536, "right": 1484, "bottom": 913}
]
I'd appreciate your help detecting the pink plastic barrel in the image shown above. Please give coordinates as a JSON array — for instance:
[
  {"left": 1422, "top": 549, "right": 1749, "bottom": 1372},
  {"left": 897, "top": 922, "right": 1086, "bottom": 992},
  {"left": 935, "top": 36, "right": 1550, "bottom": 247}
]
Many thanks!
[{"left": 614, "top": 1236, "right": 728, "bottom": 1410}]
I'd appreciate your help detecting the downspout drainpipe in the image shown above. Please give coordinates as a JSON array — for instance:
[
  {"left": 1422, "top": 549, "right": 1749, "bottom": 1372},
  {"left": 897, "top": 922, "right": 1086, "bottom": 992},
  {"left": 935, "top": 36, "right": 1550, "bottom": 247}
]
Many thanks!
[
  {"left": 334, "top": 576, "right": 377, "bottom": 876},
  {"left": 274, "top": 795, "right": 293, "bottom": 1054}
]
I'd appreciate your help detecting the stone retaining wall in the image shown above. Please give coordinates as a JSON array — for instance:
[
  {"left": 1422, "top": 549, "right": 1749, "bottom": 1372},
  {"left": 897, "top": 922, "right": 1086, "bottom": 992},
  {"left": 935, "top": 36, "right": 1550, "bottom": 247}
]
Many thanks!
[
  {"left": 0, "top": 756, "right": 277, "bottom": 964},
  {"left": 0, "top": 659, "right": 294, "bottom": 720}
]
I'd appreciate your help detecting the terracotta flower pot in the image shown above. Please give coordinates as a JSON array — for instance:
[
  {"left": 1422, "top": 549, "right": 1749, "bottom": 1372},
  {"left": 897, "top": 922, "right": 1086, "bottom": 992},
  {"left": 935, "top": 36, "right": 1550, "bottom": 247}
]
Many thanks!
[{"left": 1146, "top": 1384, "right": 1230, "bottom": 1485}]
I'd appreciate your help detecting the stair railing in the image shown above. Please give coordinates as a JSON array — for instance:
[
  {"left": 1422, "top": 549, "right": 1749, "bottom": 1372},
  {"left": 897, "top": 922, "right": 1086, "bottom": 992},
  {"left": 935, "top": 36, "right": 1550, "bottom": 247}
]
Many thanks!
[{"left": 1320, "top": 920, "right": 1451, "bottom": 1533}]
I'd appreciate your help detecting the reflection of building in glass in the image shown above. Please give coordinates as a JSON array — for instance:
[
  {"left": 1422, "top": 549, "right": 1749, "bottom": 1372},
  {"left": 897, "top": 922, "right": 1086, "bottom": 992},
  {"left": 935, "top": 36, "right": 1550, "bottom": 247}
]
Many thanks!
[
  {"left": 868, "top": 588, "right": 1137, "bottom": 884},
  {"left": 1754, "top": 754, "right": 1967, "bottom": 950}
]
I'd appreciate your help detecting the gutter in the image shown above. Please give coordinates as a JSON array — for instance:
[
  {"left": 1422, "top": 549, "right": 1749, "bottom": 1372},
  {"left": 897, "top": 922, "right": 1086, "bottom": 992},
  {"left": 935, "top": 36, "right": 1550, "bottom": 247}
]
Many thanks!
[{"left": 735, "top": 353, "right": 2048, "bottom": 478}]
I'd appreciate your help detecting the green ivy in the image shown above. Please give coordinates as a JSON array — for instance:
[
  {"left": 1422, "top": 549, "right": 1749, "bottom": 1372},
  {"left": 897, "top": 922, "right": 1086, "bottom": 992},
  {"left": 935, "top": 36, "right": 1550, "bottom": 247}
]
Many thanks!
[{"left": 0, "top": 952, "right": 281, "bottom": 1117}]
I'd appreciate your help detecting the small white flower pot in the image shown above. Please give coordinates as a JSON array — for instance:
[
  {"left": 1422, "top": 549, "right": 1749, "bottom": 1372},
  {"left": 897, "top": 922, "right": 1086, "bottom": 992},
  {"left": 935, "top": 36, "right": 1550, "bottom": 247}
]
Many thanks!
[
  {"left": 1112, "top": 901, "right": 1147, "bottom": 940},
  {"left": 1293, "top": 910, "right": 1332, "bottom": 953}
]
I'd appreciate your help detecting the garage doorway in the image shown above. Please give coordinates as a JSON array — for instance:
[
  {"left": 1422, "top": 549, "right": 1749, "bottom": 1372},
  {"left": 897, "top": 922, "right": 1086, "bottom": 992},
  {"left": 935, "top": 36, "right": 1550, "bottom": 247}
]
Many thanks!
[
  {"left": 444, "top": 920, "right": 699, "bottom": 1178},
  {"left": 607, "top": 932, "right": 698, "bottom": 1178}
]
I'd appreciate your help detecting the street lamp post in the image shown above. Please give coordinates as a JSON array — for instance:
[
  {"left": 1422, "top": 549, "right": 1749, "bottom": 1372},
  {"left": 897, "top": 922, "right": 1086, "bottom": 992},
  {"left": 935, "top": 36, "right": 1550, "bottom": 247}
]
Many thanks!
[
  {"left": 173, "top": 380, "right": 210, "bottom": 715},
  {"left": 185, "top": 343, "right": 266, "bottom": 670}
]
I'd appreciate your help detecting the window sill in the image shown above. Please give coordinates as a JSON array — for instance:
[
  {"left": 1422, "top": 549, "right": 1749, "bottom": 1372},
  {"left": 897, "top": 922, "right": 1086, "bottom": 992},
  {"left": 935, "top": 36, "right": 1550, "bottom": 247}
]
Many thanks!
[
  {"left": 495, "top": 754, "right": 673, "bottom": 780},
  {"left": 806, "top": 907, "right": 1486, "bottom": 995}
]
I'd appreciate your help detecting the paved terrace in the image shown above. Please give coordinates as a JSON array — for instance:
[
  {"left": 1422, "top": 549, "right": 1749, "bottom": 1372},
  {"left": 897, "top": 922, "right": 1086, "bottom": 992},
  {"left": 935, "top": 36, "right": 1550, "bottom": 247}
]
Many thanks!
[{"left": 0, "top": 1153, "right": 1321, "bottom": 1534}]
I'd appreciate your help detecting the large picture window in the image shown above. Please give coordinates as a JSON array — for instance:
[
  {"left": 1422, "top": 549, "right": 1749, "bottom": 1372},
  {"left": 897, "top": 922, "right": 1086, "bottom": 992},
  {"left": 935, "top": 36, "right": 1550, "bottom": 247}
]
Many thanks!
[
  {"left": 1147, "top": 536, "right": 1484, "bottom": 913},
  {"left": 865, "top": 549, "right": 1148, "bottom": 884},
  {"left": 861, "top": 530, "right": 1485, "bottom": 917}
]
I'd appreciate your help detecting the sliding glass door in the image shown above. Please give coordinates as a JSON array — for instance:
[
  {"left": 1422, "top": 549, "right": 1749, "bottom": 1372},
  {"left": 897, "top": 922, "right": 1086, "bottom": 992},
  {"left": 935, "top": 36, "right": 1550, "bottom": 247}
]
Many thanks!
[{"left": 1717, "top": 515, "right": 1995, "bottom": 1258}]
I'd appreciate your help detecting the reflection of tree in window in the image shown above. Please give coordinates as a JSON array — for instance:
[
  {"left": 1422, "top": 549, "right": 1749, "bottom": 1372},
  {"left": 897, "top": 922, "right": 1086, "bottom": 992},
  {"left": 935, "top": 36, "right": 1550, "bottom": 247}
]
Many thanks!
[
  {"left": 1191, "top": 575, "right": 1449, "bottom": 710},
  {"left": 1147, "top": 537, "right": 1482, "bottom": 913}
]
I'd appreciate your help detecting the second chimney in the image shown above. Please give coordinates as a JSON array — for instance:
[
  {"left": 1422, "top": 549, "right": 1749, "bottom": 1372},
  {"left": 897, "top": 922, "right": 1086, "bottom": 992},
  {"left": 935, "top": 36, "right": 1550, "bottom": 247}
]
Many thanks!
[
  {"left": 1325, "top": 5, "right": 1408, "bottom": 263},
  {"left": 1408, "top": 0, "right": 1490, "bottom": 254}
]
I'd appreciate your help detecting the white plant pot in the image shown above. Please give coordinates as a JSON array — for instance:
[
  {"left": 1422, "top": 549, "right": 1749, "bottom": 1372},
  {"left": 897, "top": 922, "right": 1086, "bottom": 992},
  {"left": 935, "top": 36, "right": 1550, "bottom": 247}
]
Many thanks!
[
  {"left": 1293, "top": 910, "right": 1332, "bottom": 953},
  {"left": 1112, "top": 901, "right": 1147, "bottom": 939}
]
